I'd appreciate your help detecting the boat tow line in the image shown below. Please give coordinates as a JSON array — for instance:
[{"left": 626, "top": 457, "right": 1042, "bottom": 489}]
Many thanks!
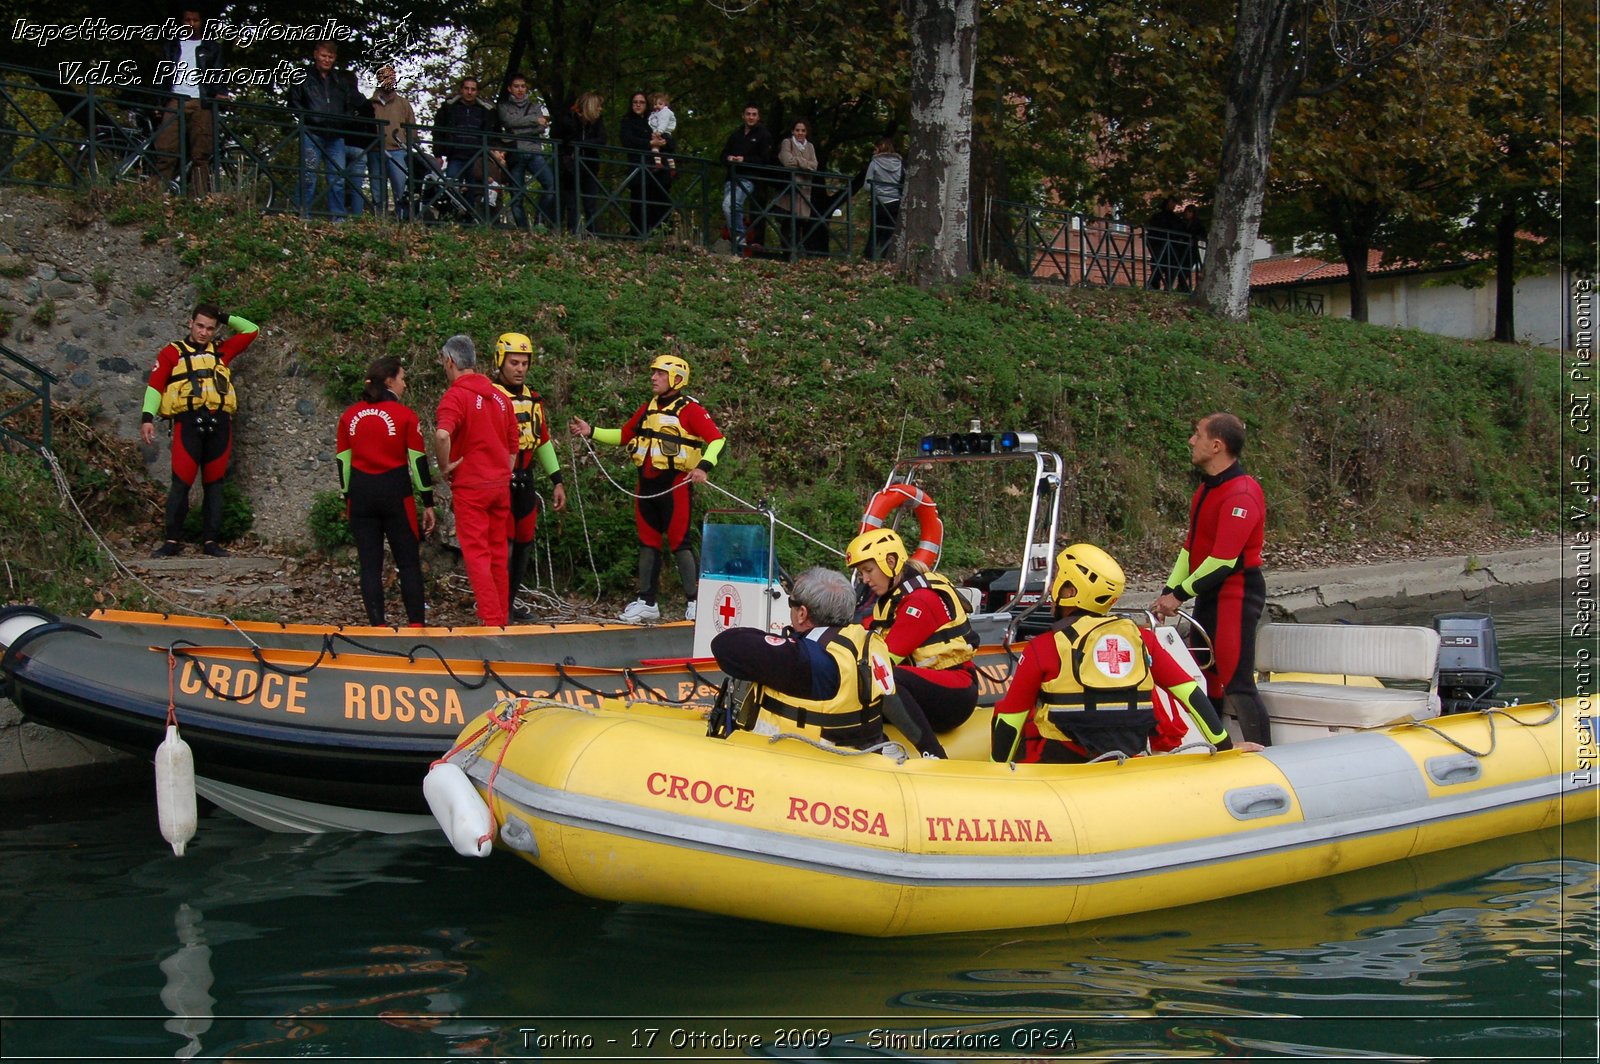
[{"left": 572, "top": 434, "right": 843, "bottom": 557}]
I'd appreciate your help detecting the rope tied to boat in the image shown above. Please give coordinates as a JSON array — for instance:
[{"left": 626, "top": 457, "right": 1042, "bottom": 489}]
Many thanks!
[
  {"left": 571, "top": 434, "right": 843, "bottom": 557},
  {"left": 40, "top": 446, "right": 266, "bottom": 651},
  {"left": 762, "top": 731, "right": 912, "bottom": 762},
  {"left": 1399, "top": 701, "right": 1561, "bottom": 759}
]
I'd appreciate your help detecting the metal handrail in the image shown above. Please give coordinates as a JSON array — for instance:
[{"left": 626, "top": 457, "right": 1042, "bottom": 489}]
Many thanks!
[{"left": 0, "top": 342, "right": 58, "bottom": 456}]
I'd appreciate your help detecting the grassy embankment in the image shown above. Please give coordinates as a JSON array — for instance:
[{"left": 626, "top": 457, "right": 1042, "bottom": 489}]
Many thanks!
[{"left": 2, "top": 192, "right": 1564, "bottom": 613}]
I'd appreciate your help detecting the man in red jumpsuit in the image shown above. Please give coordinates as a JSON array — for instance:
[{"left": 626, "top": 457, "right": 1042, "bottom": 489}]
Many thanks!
[
  {"left": 433, "top": 335, "right": 518, "bottom": 627},
  {"left": 1151, "top": 412, "right": 1270, "bottom": 745},
  {"left": 140, "top": 303, "right": 258, "bottom": 557}
]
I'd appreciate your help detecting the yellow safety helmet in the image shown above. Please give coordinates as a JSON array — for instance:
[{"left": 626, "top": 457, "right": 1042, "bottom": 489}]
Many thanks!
[
  {"left": 845, "top": 527, "right": 907, "bottom": 580},
  {"left": 493, "top": 332, "right": 534, "bottom": 371},
  {"left": 650, "top": 353, "right": 690, "bottom": 390},
  {"left": 1050, "top": 542, "right": 1125, "bottom": 614}
]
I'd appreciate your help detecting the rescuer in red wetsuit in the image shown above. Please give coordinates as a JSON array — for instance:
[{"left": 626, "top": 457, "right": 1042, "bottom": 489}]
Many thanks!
[
  {"left": 433, "top": 335, "right": 519, "bottom": 627},
  {"left": 491, "top": 333, "right": 566, "bottom": 622},
  {"left": 569, "top": 354, "right": 725, "bottom": 625},
  {"left": 140, "top": 303, "right": 259, "bottom": 557},
  {"left": 992, "top": 543, "right": 1234, "bottom": 763},
  {"left": 336, "top": 356, "right": 436, "bottom": 626},
  {"left": 846, "top": 526, "right": 979, "bottom": 758},
  {"left": 1151, "top": 411, "right": 1271, "bottom": 745}
]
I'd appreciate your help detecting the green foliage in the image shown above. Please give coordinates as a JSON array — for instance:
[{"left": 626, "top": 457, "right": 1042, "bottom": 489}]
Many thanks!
[
  {"left": 30, "top": 299, "right": 54, "bottom": 326},
  {"left": 127, "top": 196, "right": 1561, "bottom": 591},
  {"left": 308, "top": 490, "right": 354, "bottom": 553},
  {"left": 0, "top": 453, "right": 111, "bottom": 613},
  {"left": 179, "top": 480, "right": 254, "bottom": 543}
]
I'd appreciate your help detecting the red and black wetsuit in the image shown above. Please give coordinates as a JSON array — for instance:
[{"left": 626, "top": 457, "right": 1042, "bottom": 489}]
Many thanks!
[
  {"left": 337, "top": 393, "right": 434, "bottom": 626},
  {"left": 1162, "top": 460, "right": 1269, "bottom": 743},
  {"left": 607, "top": 393, "right": 724, "bottom": 605},
  {"left": 141, "top": 317, "right": 258, "bottom": 544},
  {"left": 497, "top": 381, "right": 562, "bottom": 614}
]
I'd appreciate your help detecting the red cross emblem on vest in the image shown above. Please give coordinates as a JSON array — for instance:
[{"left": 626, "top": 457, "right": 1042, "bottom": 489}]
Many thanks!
[{"left": 1095, "top": 635, "right": 1132, "bottom": 676}]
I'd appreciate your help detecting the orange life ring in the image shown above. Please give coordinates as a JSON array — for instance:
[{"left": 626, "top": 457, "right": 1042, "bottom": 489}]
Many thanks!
[{"left": 858, "top": 484, "right": 943, "bottom": 569}]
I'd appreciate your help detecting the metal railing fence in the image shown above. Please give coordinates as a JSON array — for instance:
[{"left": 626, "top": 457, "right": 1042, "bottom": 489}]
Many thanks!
[
  {"left": 2, "top": 61, "right": 1278, "bottom": 303},
  {"left": 0, "top": 342, "right": 58, "bottom": 456}
]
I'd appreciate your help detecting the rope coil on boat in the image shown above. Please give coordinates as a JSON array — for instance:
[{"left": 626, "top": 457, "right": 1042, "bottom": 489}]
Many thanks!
[{"left": 1400, "top": 701, "right": 1561, "bottom": 759}]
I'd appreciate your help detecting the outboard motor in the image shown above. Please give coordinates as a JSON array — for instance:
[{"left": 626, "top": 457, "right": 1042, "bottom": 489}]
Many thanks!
[{"left": 1433, "top": 612, "right": 1505, "bottom": 713}]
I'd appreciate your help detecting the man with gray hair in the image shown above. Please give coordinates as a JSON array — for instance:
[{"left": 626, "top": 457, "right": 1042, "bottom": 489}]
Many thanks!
[
  {"left": 710, "top": 567, "right": 894, "bottom": 749},
  {"left": 433, "top": 335, "right": 518, "bottom": 626}
]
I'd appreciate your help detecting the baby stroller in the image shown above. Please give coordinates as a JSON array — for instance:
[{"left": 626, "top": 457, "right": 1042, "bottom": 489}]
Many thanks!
[{"left": 408, "top": 151, "right": 480, "bottom": 224}]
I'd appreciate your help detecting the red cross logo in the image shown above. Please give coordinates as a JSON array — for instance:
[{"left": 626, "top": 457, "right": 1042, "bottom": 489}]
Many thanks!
[
  {"left": 1096, "top": 636, "right": 1132, "bottom": 676},
  {"left": 718, "top": 594, "right": 738, "bottom": 627},
  {"left": 870, "top": 652, "right": 896, "bottom": 694}
]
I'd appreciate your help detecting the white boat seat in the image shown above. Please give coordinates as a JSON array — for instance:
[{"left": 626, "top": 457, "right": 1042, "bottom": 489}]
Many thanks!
[{"left": 1254, "top": 623, "right": 1440, "bottom": 729}]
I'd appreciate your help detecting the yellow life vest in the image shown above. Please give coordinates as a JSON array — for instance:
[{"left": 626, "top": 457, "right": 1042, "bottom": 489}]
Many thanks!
[
  {"left": 1035, "top": 614, "right": 1154, "bottom": 748},
  {"left": 872, "top": 570, "right": 977, "bottom": 671},
  {"left": 630, "top": 393, "right": 705, "bottom": 472},
  {"left": 495, "top": 381, "right": 546, "bottom": 454},
  {"left": 158, "top": 340, "right": 236, "bottom": 417},
  {"left": 755, "top": 624, "right": 890, "bottom": 748}
]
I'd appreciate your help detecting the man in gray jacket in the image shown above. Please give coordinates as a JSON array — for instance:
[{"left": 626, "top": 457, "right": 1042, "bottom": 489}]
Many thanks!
[{"left": 496, "top": 73, "right": 554, "bottom": 228}]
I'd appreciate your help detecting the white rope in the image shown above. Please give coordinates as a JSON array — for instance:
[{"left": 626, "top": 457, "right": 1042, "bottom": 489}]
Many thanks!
[
  {"left": 563, "top": 436, "right": 606, "bottom": 602},
  {"left": 40, "top": 447, "right": 263, "bottom": 650},
  {"left": 571, "top": 434, "right": 843, "bottom": 557}
]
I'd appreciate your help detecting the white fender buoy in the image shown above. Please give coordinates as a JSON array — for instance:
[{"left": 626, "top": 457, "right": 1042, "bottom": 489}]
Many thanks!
[
  {"left": 155, "top": 724, "right": 198, "bottom": 856},
  {"left": 424, "top": 762, "right": 494, "bottom": 857}
]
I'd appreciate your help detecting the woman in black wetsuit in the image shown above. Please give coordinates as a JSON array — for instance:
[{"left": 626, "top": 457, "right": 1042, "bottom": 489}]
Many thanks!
[{"left": 335, "top": 356, "right": 437, "bottom": 626}]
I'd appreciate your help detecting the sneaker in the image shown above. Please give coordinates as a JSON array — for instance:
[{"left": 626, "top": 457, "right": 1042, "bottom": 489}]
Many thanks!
[
  {"left": 151, "top": 541, "right": 182, "bottom": 558},
  {"left": 202, "top": 541, "right": 230, "bottom": 558},
  {"left": 510, "top": 604, "right": 534, "bottom": 623},
  {"left": 618, "top": 598, "right": 661, "bottom": 624},
  {"left": 685, "top": 602, "right": 698, "bottom": 622}
]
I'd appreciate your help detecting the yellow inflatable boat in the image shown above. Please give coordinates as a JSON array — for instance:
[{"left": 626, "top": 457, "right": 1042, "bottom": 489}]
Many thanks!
[{"left": 429, "top": 689, "right": 1595, "bottom": 937}]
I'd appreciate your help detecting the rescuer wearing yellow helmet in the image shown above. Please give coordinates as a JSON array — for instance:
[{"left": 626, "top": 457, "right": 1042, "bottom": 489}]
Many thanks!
[
  {"left": 845, "top": 526, "right": 980, "bottom": 757},
  {"left": 570, "top": 353, "right": 726, "bottom": 624},
  {"left": 492, "top": 332, "right": 566, "bottom": 622},
  {"left": 990, "top": 543, "right": 1233, "bottom": 764}
]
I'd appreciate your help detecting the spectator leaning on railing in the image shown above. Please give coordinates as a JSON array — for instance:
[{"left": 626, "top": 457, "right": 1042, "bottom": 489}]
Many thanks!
[
  {"left": 285, "top": 42, "right": 364, "bottom": 220},
  {"left": 371, "top": 65, "right": 417, "bottom": 219},
  {"left": 152, "top": 8, "right": 229, "bottom": 196},
  {"left": 433, "top": 77, "right": 499, "bottom": 208},
  {"left": 496, "top": 73, "right": 554, "bottom": 229}
]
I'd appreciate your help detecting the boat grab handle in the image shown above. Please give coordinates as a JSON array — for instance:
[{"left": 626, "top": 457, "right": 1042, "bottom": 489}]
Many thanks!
[
  {"left": 1225, "top": 785, "right": 1291, "bottom": 820},
  {"left": 500, "top": 816, "right": 540, "bottom": 856},
  {"left": 1425, "top": 753, "right": 1483, "bottom": 787}
]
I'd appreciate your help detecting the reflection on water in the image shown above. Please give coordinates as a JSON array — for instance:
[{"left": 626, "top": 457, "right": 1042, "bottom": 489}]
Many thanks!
[{"left": 0, "top": 600, "right": 1594, "bottom": 1059}]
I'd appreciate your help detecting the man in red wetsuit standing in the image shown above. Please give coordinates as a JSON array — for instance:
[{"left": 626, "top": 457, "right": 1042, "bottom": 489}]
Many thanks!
[
  {"left": 140, "top": 302, "right": 258, "bottom": 557},
  {"left": 1151, "top": 411, "right": 1270, "bottom": 745},
  {"left": 432, "top": 335, "right": 518, "bottom": 627}
]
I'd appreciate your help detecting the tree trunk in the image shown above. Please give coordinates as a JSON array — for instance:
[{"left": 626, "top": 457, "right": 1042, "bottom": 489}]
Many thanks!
[
  {"left": 1197, "top": 0, "right": 1305, "bottom": 320},
  {"left": 899, "top": 0, "right": 978, "bottom": 288},
  {"left": 1340, "top": 243, "right": 1371, "bottom": 322},
  {"left": 1493, "top": 201, "right": 1516, "bottom": 342}
]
